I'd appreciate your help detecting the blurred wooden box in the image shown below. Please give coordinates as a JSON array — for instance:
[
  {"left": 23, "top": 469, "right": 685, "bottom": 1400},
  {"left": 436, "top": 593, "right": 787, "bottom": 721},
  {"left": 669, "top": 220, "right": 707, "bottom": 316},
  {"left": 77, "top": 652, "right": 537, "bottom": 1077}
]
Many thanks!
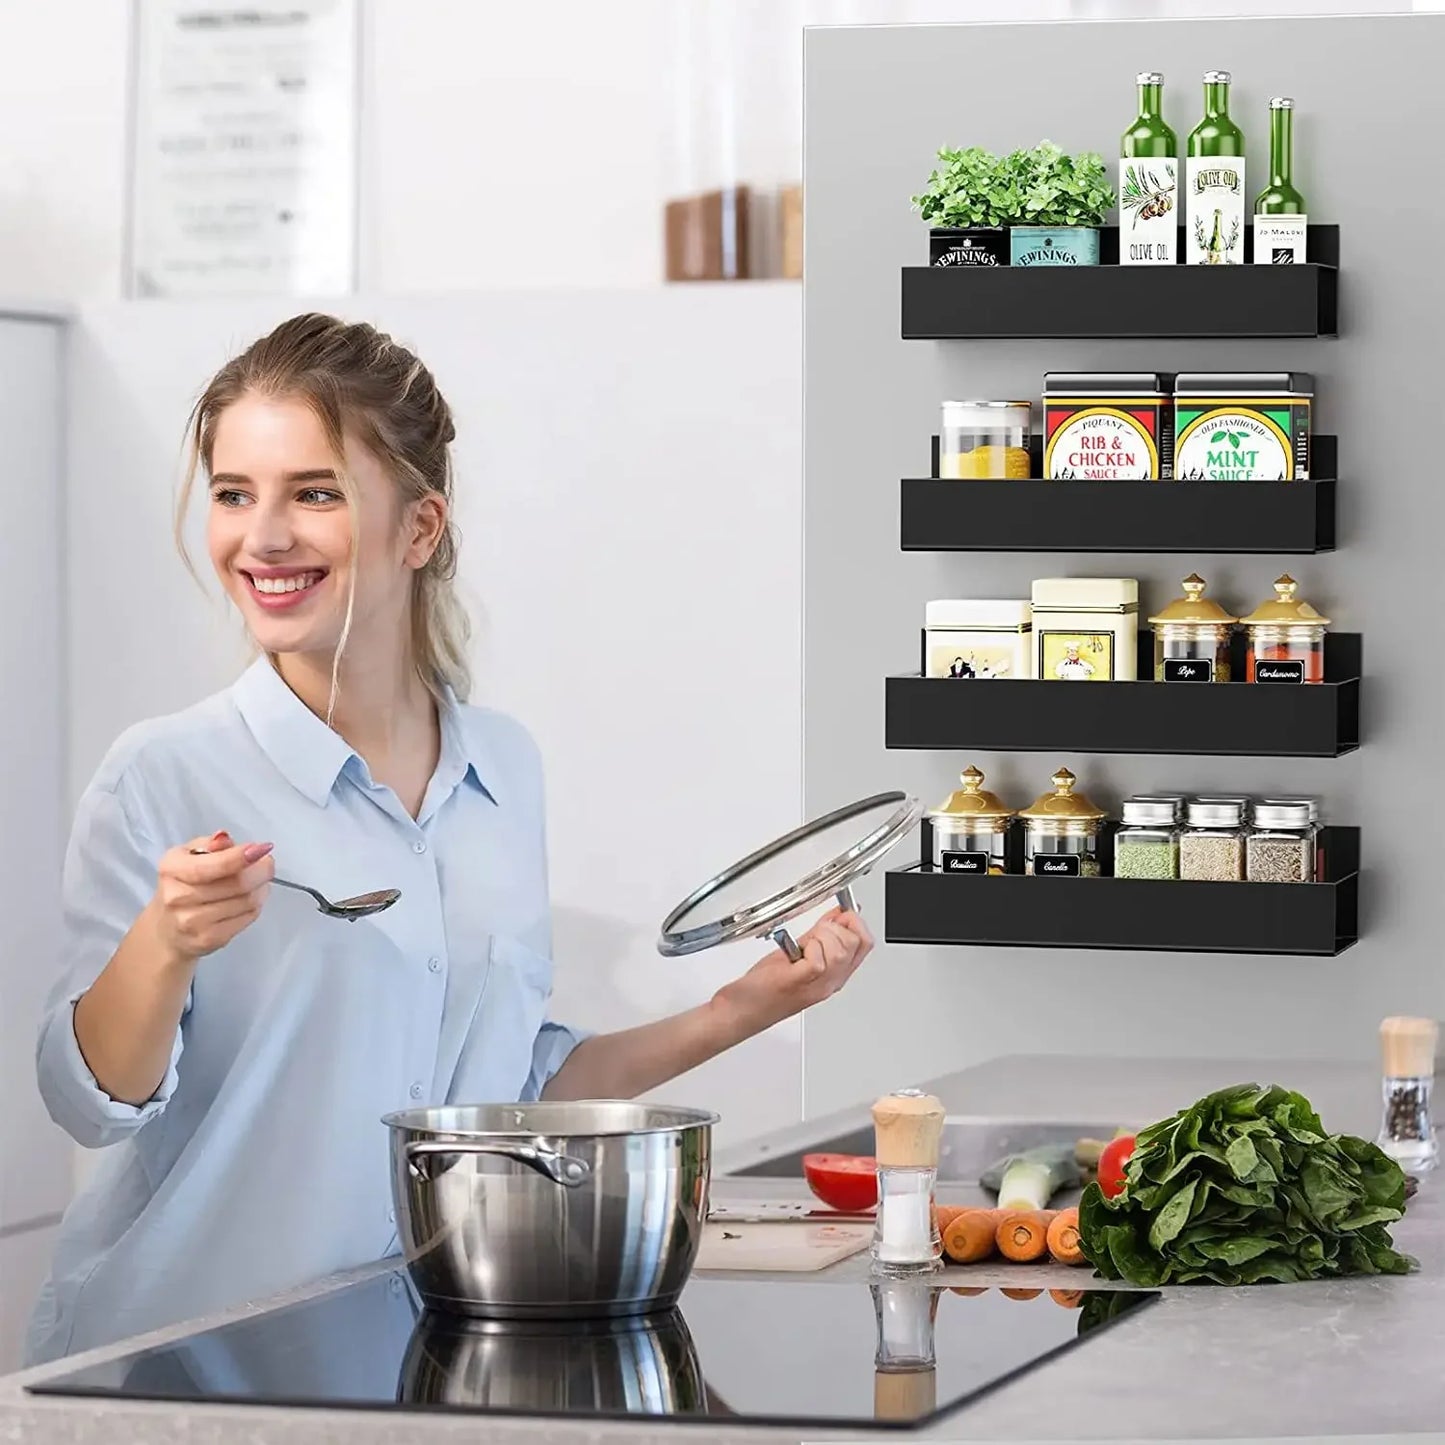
[
  {"left": 781, "top": 184, "right": 802, "bottom": 278},
  {"left": 665, "top": 186, "right": 752, "bottom": 280}
]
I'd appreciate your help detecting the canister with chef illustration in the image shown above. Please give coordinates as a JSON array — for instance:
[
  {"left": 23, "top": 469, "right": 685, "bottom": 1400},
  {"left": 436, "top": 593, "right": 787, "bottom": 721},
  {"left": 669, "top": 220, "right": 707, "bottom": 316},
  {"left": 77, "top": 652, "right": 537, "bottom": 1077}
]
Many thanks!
[{"left": 1030, "top": 577, "right": 1139, "bottom": 682}]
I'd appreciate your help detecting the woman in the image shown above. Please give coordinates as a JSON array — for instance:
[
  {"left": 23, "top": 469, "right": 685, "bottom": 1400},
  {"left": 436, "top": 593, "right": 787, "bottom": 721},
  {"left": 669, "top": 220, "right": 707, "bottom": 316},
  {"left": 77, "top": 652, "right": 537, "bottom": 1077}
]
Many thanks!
[{"left": 26, "top": 313, "right": 871, "bottom": 1365}]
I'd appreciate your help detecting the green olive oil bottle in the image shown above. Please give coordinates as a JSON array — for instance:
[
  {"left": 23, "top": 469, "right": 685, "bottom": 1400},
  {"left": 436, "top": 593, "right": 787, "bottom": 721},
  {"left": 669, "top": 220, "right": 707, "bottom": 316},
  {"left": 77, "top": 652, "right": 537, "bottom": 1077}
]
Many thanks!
[
  {"left": 1120, "top": 72, "right": 1178, "bottom": 265},
  {"left": 1254, "top": 97, "right": 1307, "bottom": 264},
  {"left": 1186, "top": 70, "right": 1246, "bottom": 265}
]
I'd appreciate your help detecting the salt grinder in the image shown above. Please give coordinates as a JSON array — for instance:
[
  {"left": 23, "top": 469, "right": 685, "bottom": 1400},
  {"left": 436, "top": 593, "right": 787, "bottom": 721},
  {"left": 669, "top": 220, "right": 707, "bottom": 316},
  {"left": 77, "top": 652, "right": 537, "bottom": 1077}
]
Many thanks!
[
  {"left": 1377, "top": 1016, "right": 1438, "bottom": 1173},
  {"left": 870, "top": 1088, "right": 945, "bottom": 1274}
]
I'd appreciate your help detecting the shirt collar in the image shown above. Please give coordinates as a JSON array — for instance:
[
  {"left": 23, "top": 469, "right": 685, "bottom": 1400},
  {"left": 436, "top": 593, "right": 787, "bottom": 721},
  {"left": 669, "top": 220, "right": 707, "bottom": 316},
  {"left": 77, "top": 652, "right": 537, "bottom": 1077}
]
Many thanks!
[{"left": 231, "top": 657, "right": 498, "bottom": 808}]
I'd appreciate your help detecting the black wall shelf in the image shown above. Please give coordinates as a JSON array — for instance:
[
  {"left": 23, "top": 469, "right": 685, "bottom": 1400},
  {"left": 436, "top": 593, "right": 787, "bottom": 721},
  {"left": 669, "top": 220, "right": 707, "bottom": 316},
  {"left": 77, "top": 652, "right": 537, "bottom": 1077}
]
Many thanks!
[
  {"left": 884, "top": 828, "right": 1359, "bottom": 957},
  {"left": 905, "top": 436, "right": 1338, "bottom": 554},
  {"left": 901, "top": 225, "right": 1340, "bottom": 340},
  {"left": 886, "top": 632, "right": 1360, "bottom": 757}
]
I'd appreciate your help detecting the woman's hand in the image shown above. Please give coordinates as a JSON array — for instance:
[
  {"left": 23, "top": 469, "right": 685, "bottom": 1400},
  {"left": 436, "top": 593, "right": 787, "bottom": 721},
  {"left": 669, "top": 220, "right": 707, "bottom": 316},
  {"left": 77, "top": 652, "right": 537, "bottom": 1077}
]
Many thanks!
[
  {"left": 712, "top": 905, "right": 875, "bottom": 1038},
  {"left": 147, "top": 829, "right": 275, "bottom": 969}
]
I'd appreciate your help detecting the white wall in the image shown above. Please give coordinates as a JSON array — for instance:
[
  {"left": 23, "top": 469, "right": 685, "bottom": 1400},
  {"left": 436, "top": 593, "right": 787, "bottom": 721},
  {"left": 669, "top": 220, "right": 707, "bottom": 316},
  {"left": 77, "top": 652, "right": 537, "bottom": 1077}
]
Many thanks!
[{"left": 0, "top": 310, "right": 68, "bottom": 1372}]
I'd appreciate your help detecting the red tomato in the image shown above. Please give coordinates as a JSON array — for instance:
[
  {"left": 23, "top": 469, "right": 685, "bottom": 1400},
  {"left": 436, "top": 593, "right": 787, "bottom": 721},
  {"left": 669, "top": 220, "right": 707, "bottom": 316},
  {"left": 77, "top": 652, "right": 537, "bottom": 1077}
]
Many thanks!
[
  {"left": 1097, "top": 1134, "right": 1137, "bottom": 1199},
  {"left": 802, "top": 1153, "right": 878, "bottom": 1212}
]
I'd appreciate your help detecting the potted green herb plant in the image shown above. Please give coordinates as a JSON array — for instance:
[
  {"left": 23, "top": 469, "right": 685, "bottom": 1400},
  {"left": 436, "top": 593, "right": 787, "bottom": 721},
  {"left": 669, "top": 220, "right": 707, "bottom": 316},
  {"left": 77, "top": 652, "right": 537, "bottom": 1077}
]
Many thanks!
[
  {"left": 1006, "top": 141, "right": 1116, "bottom": 266},
  {"left": 911, "top": 146, "right": 1019, "bottom": 267}
]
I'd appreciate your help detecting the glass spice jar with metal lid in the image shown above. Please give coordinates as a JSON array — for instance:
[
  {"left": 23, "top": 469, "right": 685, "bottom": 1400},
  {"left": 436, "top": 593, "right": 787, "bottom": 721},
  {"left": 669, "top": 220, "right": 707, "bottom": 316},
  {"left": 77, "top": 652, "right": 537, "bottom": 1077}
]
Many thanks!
[
  {"left": 1180, "top": 797, "right": 1247, "bottom": 881},
  {"left": 1148, "top": 572, "right": 1238, "bottom": 683},
  {"left": 1114, "top": 798, "right": 1181, "bottom": 880},
  {"left": 1241, "top": 574, "right": 1329, "bottom": 684},
  {"left": 925, "top": 765, "right": 1014, "bottom": 876},
  {"left": 1019, "top": 767, "right": 1106, "bottom": 878},
  {"left": 1246, "top": 800, "right": 1317, "bottom": 883},
  {"left": 940, "top": 400, "right": 1032, "bottom": 479}
]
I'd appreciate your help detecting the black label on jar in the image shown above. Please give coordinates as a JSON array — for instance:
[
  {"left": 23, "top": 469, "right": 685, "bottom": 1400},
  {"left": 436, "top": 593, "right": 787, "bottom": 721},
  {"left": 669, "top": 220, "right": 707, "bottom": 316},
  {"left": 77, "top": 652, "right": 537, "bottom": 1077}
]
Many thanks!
[
  {"left": 1256, "top": 660, "right": 1305, "bottom": 684},
  {"left": 1163, "top": 658, "right": 1214, "bottom": 683},
  {"left": 942, "top": 851, "right": 989, "bottom": 874},
  {"left": 1035, "top": 855, "right": 1082, "bottom": 877}
]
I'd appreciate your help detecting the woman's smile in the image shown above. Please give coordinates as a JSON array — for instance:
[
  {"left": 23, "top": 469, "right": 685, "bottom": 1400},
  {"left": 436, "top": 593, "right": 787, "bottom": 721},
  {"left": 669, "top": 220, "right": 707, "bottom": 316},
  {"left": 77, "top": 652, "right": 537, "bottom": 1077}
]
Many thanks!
[{"left": 239, "top": 565, "right": 330, "bottom": 611}]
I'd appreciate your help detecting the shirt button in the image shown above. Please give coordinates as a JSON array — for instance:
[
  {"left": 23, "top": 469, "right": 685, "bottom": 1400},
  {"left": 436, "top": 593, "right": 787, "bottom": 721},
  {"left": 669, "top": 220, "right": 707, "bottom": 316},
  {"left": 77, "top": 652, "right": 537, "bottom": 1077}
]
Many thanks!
[
  {"left": 409, "top": 1082, "right": 423, "bottom": 1100},
  {"left": 428, "top": 956, "right": 441, "bottom": 973},
  {"left": 412, "top": 839, "right": 427, "bottom": 854}
]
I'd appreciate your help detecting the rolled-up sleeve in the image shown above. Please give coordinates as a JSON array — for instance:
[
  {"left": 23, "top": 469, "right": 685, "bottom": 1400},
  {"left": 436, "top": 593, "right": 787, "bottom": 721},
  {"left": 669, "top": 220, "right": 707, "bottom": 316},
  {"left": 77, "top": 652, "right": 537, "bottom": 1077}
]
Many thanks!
[
  {"left": 36, "top": 779, "right": 184, "bottom": 1148},
  {"left": 523, "top": 1019, "right": 592, "bottom": 1100}
]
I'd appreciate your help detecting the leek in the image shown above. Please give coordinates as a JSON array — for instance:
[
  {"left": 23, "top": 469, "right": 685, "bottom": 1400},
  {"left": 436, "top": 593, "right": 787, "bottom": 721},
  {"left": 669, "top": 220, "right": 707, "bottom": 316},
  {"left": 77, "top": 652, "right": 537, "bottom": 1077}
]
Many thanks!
[{"left": 981, "top": 1143, "right": 1081, "bottom": 1212}]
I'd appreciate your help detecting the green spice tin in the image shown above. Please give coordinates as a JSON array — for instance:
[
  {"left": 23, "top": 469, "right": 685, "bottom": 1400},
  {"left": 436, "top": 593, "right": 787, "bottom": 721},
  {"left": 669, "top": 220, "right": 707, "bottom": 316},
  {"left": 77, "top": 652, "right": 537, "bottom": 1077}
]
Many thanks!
[{"left": 1173, "top": 371, "right": 1313, "bottom": 481}]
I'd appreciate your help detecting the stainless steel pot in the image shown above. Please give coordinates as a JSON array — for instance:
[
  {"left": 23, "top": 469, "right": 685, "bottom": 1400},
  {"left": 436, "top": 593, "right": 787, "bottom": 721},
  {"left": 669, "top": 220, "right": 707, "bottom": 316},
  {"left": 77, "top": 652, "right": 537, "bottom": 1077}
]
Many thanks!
[
  {"left": 397, "top": 1307, "right": 709, "bottom": 1414},
  {"left": 382, "top": 1101, "right": 719, "bottom": 1320}
]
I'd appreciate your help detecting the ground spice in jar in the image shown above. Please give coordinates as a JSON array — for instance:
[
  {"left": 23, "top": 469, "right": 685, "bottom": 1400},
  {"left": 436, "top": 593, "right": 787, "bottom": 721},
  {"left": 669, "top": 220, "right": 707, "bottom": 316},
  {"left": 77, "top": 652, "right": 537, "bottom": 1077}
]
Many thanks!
[
  {"left": 1180, "top": 833, "right": 1244, "bottom": 879},
  {"left": 1115, "top": 837, "right": 1179, "bottom": 879},
  {"left": 1246, "top": 834, "right": 1312, "bottom": 883}
]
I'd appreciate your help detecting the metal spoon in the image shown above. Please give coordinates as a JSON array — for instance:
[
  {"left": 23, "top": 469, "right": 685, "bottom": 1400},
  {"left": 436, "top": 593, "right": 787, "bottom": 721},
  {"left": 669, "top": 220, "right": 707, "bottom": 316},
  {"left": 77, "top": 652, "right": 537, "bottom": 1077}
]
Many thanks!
[{"left": 188, "top": 848, "right": 400, "bottom": 921}]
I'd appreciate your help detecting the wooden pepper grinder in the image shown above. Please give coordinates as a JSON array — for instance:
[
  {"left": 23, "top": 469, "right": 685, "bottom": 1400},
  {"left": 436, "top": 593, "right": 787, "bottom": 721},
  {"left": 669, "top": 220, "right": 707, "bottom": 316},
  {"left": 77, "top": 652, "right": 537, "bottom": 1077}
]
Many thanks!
[
  {"left": 1377, "top": 1017, "right": 1438, "bottom": 1173},
  {"left": 870, "top": 1088, "right": 945, "bottom": 1273}
]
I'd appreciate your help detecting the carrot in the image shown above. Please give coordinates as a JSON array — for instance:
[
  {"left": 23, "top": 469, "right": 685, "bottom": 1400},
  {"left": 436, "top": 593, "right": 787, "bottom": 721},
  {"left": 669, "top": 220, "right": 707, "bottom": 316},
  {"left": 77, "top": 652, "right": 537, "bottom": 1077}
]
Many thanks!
[
  {"left": 949, "top": 1285, "right": 987, "bottom": 1297},
  {"left": 995, "top": 1210, "right": 1049, "bottom": 1262},
  {"left": 1046, "top": 1207, "right": 1085, "bottom": 1266},
  {"left": 1001, "top": 1287, "right": 1042, "bottom": 1300},
  {"left": 1050, "top": 1289, "right": 1085, "bottom": 1308},
  {"left": 935, "top": 1203, "right": 966, "bottom": 1235},
  {"left": 942, "top": 1209, "right": 1001, "bottom": 1264}
]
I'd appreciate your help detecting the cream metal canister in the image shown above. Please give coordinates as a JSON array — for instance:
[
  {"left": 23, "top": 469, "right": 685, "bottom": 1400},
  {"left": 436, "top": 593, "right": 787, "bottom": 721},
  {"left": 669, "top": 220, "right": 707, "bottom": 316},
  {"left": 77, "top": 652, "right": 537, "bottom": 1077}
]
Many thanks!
[
  {"left": 1029, "top": 577, "right": 1139, "bottom": 682},
  {"left": 924, "top": 599, "right": 1032, "bottom": 680}
]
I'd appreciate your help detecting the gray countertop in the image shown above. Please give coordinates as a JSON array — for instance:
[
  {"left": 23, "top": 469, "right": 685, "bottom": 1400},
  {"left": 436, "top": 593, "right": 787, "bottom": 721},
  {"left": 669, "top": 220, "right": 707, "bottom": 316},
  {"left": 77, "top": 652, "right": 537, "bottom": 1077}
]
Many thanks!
[{"left": 3, "top": 1054, "right": 1441, "bottom": 1444}]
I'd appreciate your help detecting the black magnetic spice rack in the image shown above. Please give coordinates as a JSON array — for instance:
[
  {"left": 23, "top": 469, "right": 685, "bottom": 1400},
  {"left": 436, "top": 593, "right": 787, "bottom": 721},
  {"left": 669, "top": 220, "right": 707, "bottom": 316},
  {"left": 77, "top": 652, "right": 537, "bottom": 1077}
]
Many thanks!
[
  {"left": 888, "top": 223, "right": 1360, "bottom": 955},
  {"left": 902, "top": 225, "right": 1339, "bottom": 340},
  {"left": 883, "top": 827, "right": 1359, "bottom": 957},
  {"left": 903, "top": 435, "right": 1338, "bottom": 555},
  {"left": 886, "top": 630, "right": 1360, "bottom": 757}
]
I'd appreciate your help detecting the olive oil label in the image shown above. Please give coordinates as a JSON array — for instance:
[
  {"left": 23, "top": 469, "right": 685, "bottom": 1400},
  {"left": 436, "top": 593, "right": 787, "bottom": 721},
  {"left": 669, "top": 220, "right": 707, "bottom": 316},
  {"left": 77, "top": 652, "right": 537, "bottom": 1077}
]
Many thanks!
[
  {"left": 1174, "top": 406, "right": 1295, "bottom": 481},
  {"left": 1255, "top": 659, "right": 1305, "bottom": 683},
  {"left": 1163, "top": 658, "right": 1213, "bottom": 682},
  {"left": 1036, "top": 856, "right": 1082, "bottom": 877},
  {"left": 1253, "top": 214, "right": 1307, "bottom": 264},
  {"left": 1040, "top": 630, "right": 1114, "bottom": 681},
  {"left": 1119, "top": 159, "right": 1177, "bottom": 264},
  {"left": 1186, "top": 158, "right": 1245, "bottom": 264},
  {"left": 942, "top": 851, "right": 989, "bottom": 874},
  {"left": 1045, "top": 409, "right": 1159, "bottom": 479}
]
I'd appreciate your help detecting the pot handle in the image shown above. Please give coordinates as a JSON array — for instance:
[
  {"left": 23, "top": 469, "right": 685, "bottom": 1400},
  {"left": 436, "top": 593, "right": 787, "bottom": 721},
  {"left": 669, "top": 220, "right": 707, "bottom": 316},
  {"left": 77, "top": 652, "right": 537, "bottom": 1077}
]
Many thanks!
[
  {"left": 770, "top": 883, "right": 862, "bottom": 963},
  {"left": 405, "top": 1139, "right": 590, "bottom": 1187}
]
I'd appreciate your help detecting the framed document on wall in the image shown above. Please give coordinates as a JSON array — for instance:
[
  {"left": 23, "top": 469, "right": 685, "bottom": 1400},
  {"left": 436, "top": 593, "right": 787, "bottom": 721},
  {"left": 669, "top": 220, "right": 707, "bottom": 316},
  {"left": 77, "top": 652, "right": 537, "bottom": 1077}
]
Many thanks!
[{"left": 125, "top": 0, "right": 360, "bottom": 297}]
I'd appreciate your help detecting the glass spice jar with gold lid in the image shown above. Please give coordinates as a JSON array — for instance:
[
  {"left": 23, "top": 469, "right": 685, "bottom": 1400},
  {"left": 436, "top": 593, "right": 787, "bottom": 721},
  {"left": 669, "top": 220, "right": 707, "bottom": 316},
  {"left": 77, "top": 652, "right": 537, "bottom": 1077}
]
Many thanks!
[
  {"left": 1241, "top": 574, "right": 1330, "bottom": 684},
  {"left": 1149, "top": 572, "right": 1238, "bottom": 683},
  {"left": 925, "top": 764, "right": 1013, "bottom": 875},
  {"left": 1019, "top": 767, "right": 1107, "bottom": 878}
]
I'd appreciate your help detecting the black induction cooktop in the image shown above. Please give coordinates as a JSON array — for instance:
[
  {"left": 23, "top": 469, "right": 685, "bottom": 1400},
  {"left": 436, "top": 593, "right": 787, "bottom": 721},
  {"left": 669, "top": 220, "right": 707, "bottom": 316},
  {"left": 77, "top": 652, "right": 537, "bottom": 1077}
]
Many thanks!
[{"left": 28, "top": 1270, "right": 1157, "bottom": 1430}]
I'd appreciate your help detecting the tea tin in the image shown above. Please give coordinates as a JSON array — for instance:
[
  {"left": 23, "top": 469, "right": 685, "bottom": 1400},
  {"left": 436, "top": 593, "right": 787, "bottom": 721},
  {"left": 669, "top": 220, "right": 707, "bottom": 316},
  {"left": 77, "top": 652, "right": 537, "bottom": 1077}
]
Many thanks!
[
  {"left": 1172, "top": 371, "right": 1313, "bottom": 481},
  {"left": 1044, "top": 372, "right": 1175, "bottom": 480}
]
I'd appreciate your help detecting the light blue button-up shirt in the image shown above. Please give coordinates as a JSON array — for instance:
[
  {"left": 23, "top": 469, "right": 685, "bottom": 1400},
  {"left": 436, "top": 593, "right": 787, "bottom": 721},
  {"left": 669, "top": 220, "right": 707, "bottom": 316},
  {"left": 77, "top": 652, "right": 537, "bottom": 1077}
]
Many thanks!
[{"left": 25, "top": 656, "right": 588, "bottom": 1365}]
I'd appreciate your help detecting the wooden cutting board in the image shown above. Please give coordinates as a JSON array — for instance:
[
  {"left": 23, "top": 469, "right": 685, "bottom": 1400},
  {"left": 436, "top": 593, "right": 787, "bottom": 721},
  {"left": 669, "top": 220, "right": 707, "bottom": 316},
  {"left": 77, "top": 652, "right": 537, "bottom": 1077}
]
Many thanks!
[{"left": 695, "top": 1221, "right": 873, "bottom": 1272}]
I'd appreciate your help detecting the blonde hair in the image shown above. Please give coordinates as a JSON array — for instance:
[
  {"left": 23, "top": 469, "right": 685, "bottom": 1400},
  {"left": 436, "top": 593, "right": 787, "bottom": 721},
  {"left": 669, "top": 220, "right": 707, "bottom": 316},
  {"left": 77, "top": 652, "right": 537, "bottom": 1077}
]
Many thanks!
[{"left": 175, "top": 313, "right": 472, "bottom": 716}]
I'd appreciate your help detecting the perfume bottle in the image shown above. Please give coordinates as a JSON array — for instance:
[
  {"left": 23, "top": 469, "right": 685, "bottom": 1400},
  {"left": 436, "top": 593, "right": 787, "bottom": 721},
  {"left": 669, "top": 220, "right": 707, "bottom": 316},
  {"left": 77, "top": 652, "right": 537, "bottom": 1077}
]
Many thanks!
[
  {"left": 871, "top": 1280, "right": 941, "bottom": 1422},
  {"left": 1377, "top": 1016, "right": 1438, "bottom": 1174},
  {"left": 870, "top": 1088, "right": 945, "bottom": 1275}
]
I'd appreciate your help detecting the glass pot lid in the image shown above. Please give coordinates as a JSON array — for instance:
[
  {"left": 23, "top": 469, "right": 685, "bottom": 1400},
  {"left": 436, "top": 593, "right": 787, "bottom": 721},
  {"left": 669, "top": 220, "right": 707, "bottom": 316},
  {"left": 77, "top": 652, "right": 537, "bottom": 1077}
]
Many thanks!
[
  {"left": 1149, "top": 573, "right": 1238, "bottom": 627},
  {"left": 657, "top": 791, "right": 921, "bottom": 962},
  {"left": 1239, "top": 574, "right": 1331, "bottom": 628}
]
